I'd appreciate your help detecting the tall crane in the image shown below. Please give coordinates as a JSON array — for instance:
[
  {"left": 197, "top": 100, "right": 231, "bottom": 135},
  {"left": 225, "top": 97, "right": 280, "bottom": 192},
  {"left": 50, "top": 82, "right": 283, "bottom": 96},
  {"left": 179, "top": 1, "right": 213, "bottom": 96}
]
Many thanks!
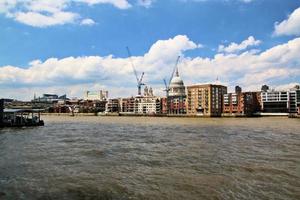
[
  {"left": 163, "top": 56, "right": 180, "bottom": 97},
  {"left": 126, "top": 46, "right": 145, "bottom": 96}
]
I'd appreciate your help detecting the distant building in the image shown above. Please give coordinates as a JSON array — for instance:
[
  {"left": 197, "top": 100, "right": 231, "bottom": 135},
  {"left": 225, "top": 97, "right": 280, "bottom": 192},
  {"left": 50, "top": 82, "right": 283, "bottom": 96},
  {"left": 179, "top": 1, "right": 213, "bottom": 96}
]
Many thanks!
[
  {"left": 33, "top": 94, "right": 68, "bottom": 103},
  {"left": 133, "top": 87, "right": 161, "bottom": 114},
  {"left": 223, "top": 87, "right": 261, "bottom": 116},
  {"left": 84, "top": 90, "right": 108, "bottom": 101},
  {"left": 160, "top": 97, "right": 168, "bottom": 114},
  {"left": 134, "top": 96, "right": 161, "bottom": 114},
  {"left": 186, "top": 84, "right": 227, "bottom": 116},
  {"left": 51, "top": 98, "right": 107, "bottom": 113},
  {"left": 261, "top": 85, "right": 300, "bottom": 113},
  {"left": 120, "top": 97, "right": 135, "bottom": 113},
  {"left": 119, "top": 87, "right": 161, "bottom": 115},
  {"left": 106, "top": 98, "right": 120, "bottom": 113},
  {"left": 42, "top": 94, "right": 58, "bottom": 100},
  {"left": 168, "top": 68, "right": 186, "bottom": 114}
]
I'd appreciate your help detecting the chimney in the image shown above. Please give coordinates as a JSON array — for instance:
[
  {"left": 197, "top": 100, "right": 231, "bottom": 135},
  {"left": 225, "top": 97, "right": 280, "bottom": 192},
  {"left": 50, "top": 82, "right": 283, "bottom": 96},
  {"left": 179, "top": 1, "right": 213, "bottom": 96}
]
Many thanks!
[{"left": 235, "top": 86, "right": 242, "bottom": 94}]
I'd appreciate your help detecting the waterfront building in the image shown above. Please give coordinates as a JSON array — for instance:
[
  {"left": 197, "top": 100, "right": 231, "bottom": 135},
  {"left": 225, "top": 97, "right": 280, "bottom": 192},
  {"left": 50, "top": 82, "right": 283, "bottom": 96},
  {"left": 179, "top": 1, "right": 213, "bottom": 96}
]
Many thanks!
[
  {"left": 186, "top": 84, "right": 227, "bottom": 116},
  {"left": 262, "top": 90, "right": 289, "bottom": 113},
  {"left": 84, "top": 90, "right": 108, "bottom": 101},
  {"left": 51, "top": 98, "right": 107, "bottom": 113},
  {"left": 134, "top": 98, "right": 161, "bottom": 114},
  {"left": 120, "top": 97, "right": 135, "bottom": 113},
  {"left": 223, "top": 86, "right": 261, "bottom": 116},
  {"left": 261, "top": 85, "right": 300, "bottom": 113},
  {"left": 168, "top": 68, "right": 186, "bottom": 114},
  {"left": 106, "top": 98, "right": 120, "bottom": 113},
  {"left": 133, "top": 87, "right": 161, "bottom": 114},
  {"left": 160, "top": 97, "right": 168, "bottom": 114}
]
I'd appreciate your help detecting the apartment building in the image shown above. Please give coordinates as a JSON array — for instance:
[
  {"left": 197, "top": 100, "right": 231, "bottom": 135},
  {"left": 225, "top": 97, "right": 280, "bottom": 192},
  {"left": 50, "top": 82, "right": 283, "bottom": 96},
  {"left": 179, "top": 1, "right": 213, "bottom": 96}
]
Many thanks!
[{"left": 186, "top": 84, "right": 227, "bottom": 116}]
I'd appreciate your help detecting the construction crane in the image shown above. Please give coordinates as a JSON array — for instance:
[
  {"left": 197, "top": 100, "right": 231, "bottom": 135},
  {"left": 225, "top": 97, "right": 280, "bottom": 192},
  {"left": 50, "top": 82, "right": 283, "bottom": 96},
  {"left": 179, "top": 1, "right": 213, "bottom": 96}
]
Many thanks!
[
  {"left": 126, "top": 46, "right": 145, "bottom": 96},
  {"left": 163, "top": 56, "right": 180, "bottom": 97}
]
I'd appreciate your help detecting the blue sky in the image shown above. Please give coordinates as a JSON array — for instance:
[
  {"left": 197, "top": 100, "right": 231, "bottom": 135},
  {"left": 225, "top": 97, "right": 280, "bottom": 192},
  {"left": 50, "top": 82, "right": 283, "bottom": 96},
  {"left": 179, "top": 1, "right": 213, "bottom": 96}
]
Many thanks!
[{"left": 1, "top": 0, "right": 300, "bottom": 100}]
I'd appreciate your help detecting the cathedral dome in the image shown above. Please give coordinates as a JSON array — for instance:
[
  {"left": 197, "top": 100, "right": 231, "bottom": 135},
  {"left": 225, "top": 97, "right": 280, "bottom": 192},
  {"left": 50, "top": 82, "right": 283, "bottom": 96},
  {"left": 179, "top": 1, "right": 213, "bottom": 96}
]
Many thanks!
[
  {"left": 169, "top": 68, "right": 186, "bottom": 97},
  {"left": 169, "top": 76, "right": 184, "bottom": 88}
]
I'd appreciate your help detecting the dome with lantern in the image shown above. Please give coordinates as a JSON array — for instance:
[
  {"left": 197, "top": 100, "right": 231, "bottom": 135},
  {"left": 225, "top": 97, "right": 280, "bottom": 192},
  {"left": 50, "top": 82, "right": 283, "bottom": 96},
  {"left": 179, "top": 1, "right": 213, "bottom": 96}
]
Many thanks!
[{"left": 169, "top": 67, "right": 186, "bottom": 97}]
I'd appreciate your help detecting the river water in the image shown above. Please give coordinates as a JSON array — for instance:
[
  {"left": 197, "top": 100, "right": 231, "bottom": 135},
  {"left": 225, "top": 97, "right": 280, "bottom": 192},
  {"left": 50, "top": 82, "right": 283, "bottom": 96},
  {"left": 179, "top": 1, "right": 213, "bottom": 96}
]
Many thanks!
[{"left": 0, "top": 116, "right": 299, "bottom": 200}]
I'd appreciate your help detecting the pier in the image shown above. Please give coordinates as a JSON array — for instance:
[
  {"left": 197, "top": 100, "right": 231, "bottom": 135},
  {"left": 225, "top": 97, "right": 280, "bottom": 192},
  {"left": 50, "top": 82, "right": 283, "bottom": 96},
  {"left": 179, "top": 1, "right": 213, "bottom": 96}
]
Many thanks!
[{"left": 0, "top": 99, "right": 44, "bottom": 128}]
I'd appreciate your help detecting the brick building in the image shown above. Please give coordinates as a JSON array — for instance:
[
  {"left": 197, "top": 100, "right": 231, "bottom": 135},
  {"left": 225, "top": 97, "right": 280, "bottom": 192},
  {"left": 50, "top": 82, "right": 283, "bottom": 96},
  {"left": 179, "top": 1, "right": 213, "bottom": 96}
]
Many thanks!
[
  {"left": 186, "top": 84, "right": 227, "bottom": 116},
  {"left": 223, "top": 87, "right": 261, "bottom": 116}
]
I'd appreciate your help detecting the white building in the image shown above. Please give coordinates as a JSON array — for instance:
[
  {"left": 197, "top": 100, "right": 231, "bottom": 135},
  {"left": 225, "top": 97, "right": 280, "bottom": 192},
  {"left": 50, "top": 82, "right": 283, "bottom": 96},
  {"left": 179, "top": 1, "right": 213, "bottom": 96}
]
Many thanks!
[
  {"left": 134, "top": 96, "right": 161, "bottom": 114},
  {"left": 261, "top": 86, "right": 300, "bottom": 113},
  {"left": 133, "top": 87, "right": 161, "bottom": 114},
  {"left": 84, "top": 90, "right": 108, "bottom": 101}
]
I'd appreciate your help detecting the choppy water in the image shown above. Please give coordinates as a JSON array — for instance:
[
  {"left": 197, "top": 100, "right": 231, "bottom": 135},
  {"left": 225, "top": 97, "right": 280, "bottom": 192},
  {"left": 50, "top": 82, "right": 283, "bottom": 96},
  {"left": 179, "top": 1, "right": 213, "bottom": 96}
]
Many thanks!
[{"left": 0, "top": 116, "right": 299, "bottom": 200}]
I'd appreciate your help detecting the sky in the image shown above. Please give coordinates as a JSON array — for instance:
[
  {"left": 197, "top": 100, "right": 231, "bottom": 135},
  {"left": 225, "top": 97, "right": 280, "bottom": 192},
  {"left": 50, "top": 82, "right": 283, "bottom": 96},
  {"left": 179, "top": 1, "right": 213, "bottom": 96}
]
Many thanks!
[{"left": 0, "top": 0, "right": 300, "bottom": 100}]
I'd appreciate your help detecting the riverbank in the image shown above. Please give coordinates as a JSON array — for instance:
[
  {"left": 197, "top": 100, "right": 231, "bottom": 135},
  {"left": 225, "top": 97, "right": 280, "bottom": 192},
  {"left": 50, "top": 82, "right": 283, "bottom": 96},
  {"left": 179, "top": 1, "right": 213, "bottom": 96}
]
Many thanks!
[{"left": 40, "top": 112, "right": 300, "bottom": 118}]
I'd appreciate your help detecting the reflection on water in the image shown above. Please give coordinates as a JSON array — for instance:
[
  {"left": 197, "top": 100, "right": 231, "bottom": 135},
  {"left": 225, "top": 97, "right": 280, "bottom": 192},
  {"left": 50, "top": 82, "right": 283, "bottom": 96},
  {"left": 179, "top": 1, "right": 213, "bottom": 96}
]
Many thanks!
[{"left": 0, "top": 116, "right": 300, "bottom": 200}]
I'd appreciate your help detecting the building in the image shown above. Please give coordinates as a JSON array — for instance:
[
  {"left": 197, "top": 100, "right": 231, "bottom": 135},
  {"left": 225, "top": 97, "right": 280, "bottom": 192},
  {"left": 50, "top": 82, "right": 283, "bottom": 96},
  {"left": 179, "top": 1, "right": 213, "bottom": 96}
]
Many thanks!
[
  {"left": 160, "top": 97, "right": 168, "bottom": 114},
  {"left": 32, "top": 94, "right": 68, "bottom": 103},
  {"left": 290, "top": 86, "right": 300, "bottom": 114},
  {"left": 223, "top": 86, "right": 261, "bottom": 116},
  {"left": 186, "top": 84, "right": 227, "bottom": 116},
  {"left": 120, "top": 97, "right": 135, "bottom": 113},
  {"left": 84, "top": 90, "right": 108, "bottom": 101},
  {"left": 133, "top": 87, "right": 161, "bottom": 114},
  {"left": 168, "top": 68, "right": 186, "bottom": 114},
  {"left": 134, "top": 97, "right": 161, "bottom": 114},
  {"left": 261, "top": 85, "right": 300, "bottom": 113},
  {"left": 262, "top": 90, "right": 289, "bottom": 113},
  {"left": 106, "top": 98, "right": 120, "bottom": 113}
]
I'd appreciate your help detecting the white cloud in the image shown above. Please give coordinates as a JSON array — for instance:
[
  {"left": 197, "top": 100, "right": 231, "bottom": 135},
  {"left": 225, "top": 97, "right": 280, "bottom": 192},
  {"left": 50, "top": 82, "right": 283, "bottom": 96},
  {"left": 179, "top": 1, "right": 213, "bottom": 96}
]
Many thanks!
[
  {"left": 0, "top": 0, "right": 17, "bottom": 14},
  {"left": 76, "top": 0, "right": 131, "bottom": 9},
  {"left": 274, "top": 7, "right": 300, "bottom": 36},
  {"left": 0, "top": 0, "right": 132, "bottom": 27},
  {"left": 14, "top": 11, "right": 79, "bottom": 27},
  {"left": 144, "top": 35, "right": 201, "bottom": 64},
  {"left": 1, "top": 35, "right": 300, "bottom": 100},
  {"left": 137, "top": 0, "right": 155, "bottom": 8},
  {"left": 218, "top": 36, "right": 261, "bottom": 54},
  {"left": 80, "top": 18, "right": 96, "bottom": 25},
  {"left": 25, "top": 0, "right": 69, "bottom": 13},
  {"left": 275, "top": 82, "right": 300, "bottom": 91}
]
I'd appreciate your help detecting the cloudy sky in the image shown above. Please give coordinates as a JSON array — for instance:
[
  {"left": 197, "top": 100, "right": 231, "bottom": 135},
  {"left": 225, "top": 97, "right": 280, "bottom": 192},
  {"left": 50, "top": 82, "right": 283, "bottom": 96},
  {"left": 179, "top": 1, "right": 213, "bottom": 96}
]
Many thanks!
[{"left": 0, "top": 0, "right": 300, "bottom": 100}]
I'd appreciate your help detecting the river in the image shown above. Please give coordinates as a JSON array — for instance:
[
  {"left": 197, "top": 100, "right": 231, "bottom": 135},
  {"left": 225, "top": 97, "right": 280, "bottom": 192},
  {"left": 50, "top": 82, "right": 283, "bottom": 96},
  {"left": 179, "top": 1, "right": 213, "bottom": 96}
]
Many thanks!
[{"left": 0, "top": 116, "right": 299, "bottom": 200}]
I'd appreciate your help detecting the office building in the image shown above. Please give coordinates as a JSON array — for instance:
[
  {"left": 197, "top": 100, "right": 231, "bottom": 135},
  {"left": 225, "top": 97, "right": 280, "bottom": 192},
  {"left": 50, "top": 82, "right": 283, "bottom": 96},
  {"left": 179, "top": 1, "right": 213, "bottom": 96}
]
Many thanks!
[
  {"left": 84, "top": 90, "right": 108, "bottom": 101},
  {"left": 261, "top": 85, "right": 300, "bottom": 113}
]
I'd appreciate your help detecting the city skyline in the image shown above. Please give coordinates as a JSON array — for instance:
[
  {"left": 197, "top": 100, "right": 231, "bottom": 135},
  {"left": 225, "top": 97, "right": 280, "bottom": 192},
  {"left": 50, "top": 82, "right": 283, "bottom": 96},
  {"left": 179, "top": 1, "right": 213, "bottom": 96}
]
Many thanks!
[{"left": 1, "top": 0, "right": 300, "bottom": 100}]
